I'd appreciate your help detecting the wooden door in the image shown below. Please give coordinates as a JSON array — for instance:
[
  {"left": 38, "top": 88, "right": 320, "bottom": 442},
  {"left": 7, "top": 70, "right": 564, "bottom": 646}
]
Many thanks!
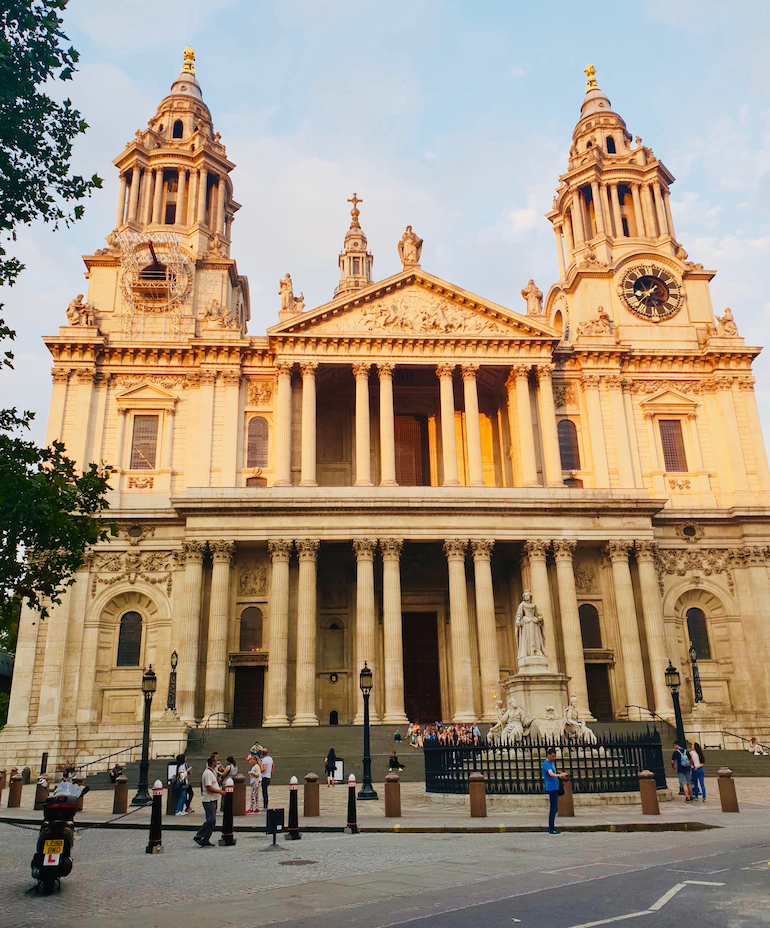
[
  {"left": 401, "top": 612, "right": 442, "bottom": 723},
  {"left": 585, "top": 664, "right": 613, "bottom": 721},
  {"left": 232, "top": 666, "right": 265, "bottom": 728}
]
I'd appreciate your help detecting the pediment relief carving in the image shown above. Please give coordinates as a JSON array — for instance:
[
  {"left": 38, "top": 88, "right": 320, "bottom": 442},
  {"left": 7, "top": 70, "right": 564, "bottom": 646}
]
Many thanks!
[{"left": 115, "top": 382, "right": 178, "bottom": 410}]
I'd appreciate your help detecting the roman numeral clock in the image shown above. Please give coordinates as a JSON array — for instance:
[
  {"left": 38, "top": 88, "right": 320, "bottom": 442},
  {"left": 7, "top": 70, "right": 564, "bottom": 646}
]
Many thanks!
[{"left": 617, "top": 264, "right": 683, "bottom": 321}]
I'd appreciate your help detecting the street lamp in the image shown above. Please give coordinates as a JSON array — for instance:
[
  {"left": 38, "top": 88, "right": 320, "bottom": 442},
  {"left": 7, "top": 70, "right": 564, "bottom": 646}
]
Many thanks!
[
  {"left": 358, "top": 662, "right": 378, "bottom": 800},
  {"left": 166, "top": 650, "right": 178, "bottom": 711},
  {"left": 664, "top": 660, "right": 687, "bottom": 748},
  {"left": 688, "top": 644, "right": 704, "bottom": 704},
  {"left": 131, "top": 665, "right": 157, "bottom": 805}
]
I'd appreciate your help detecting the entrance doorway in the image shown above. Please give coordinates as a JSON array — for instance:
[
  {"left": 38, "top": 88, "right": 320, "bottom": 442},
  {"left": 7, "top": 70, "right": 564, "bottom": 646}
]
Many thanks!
[
  {"left": 402, "top": 612, "right": 442, "bottom": 723},
  {"left": 585, "top": 664, "right": 613, "bottom": 721},
  {"left": 232, "top": 666, "right": 265, "bottom": 728}
]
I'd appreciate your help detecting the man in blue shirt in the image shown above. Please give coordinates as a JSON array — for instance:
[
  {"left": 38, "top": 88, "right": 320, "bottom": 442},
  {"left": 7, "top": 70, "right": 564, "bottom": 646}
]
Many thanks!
[{"left": 542, "top": 747, "right": 567, "bottom": 835}]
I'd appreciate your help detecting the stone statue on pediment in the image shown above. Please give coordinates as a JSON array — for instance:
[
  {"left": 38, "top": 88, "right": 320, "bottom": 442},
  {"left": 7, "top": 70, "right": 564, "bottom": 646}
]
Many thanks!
[
  {"left": 66, "top": 293, "right": 96, "bottom": 326},
  {"left": 716, "top": 307, "right": 739, "bottom": 337},
  {"left": 515, "top": 590, "right": 546, "bottom": 660},
  {"left": 521, "top": 279, "right": 543, "bottom": 315},
  {"left": 279, "top": 273, "right": 294, "bottom": 312},
  {"left": 564, "top": 695, "right": 597, "bottom": 744},
  {"left": 398, "top": 226, "right": 423, "bottom": 268}
]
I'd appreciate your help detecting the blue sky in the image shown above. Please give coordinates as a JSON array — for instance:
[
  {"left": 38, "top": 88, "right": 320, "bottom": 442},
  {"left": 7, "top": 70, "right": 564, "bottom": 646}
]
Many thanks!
[{"left": 4, "top": 0, "right": 770, "bottom": 445}]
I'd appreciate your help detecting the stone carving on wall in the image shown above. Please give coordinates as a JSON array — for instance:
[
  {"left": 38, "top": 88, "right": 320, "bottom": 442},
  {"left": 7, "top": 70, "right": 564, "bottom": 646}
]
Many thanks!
[
  {"left": 552, "top": 383, "right": 576, "bottom": 408},
  {"left": 520, "top": 279, "right": 543, "bottom": 315},
  {"left": 203, "top": 298, "right": 239, "bottom": 330},
  {"left": 656, "top": 547, "right": 736, "bottom": 595},
  {"left": 576, "top": 306, "right": 612, "bottom": 337},
  {"left": 320, "top": 577, "right": 348, "bottom": 607},
  {"left": 116, "top": 524, "right": 156, "bottom": 546},
  {"left": 66, "top": 294, "right": 97, "bottom": 327},
  {"left": 715, "top": 307, "right": 739, "bottom": 337},
  {"left": 398, "top": 226, "right": 423, "bottom": 268},
  {"left": 112, "top": 374, "right": 187, "bottom": 391},
  {"left": 515, "top": 590, "right": 546, "bottom": 660},
  {"left": 247, "top": 381, "right": 273, "bottom": 406},
  {"left": 669, "top": 478, "right": 691, "bottom": 490},
  {"left": 239, "top": 562, "right": 267, "bottom": 596},
  {"left": 573, "top": 564, "right": 597, "bottom": 593},
  {"left": 127, "top": 477, "right": 154, "bottom": 489},
  {"left": 90, "top": 549, "right": 177, "bottom": 597},
  {"left": 360, "top": 293, "right": 505, "bottom": 336}
]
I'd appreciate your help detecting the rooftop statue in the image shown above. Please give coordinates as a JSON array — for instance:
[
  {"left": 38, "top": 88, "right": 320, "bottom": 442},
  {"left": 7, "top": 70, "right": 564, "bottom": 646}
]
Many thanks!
[{"left": 398, "top": 225, "right": 423, "bottom": 268}]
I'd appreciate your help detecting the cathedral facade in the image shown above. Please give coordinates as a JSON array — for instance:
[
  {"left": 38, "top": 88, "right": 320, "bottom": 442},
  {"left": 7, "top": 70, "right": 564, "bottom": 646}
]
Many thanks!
[{"left": 3, "top": 55, "right": 770, "bottom": 766}]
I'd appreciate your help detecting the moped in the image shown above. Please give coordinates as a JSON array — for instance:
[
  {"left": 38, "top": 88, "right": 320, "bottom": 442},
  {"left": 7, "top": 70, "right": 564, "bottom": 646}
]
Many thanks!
[{"left": 30, "top": 775, "right": 88, "bottom": 894}]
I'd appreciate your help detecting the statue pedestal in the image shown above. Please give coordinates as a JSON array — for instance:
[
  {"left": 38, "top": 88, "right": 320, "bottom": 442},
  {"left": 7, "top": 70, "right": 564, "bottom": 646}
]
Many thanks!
[{"left": 503, "top": 671, "right": 570, "bottom": 730}]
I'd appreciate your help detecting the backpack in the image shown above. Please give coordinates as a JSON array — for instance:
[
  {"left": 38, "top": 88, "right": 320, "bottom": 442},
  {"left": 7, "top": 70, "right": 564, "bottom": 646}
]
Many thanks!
[{"left": 678, "top": 748, "right": 690, "bottom": 767}]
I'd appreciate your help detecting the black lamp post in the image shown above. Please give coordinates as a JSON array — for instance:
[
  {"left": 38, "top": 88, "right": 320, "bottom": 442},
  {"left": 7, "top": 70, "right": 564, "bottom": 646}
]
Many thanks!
[
  {"left": 131, "top": 665, "right": 157, "bottom": 805},
  {"left": 358, "top": 662, "right": 378, "bottom": 800},
  {"left": 664, "top": 660, "right": 687, "bottom": 748},
  {"left": 166, "top": 650, "right": 178, "bottom": 711},
  {"left": 688, "top": 644, "right": 704, "bottom": 704}
]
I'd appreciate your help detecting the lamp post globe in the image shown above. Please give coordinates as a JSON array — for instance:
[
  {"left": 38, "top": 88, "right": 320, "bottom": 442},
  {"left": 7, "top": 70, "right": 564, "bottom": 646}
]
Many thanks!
[
  {"left": 358, "top": 662, "right": 378, "bottom": 800},
  {"left": 664, "top": 660, "right": 686, "bottom": 748},
  {"left": 132, "top": 665, "right": 157, "bottom": 805}
]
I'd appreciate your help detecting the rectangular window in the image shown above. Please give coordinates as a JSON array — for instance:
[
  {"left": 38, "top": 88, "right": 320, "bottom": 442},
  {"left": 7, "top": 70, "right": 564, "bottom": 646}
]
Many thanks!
[
  {"left": 352, "top": 257, "right": 360, "bottom": 274},
  {"left": 130, "top": 415, "right": 159, "bottom": 470},
  {"left": 659, "top": 419, "right": 687, "bottom": 472}
]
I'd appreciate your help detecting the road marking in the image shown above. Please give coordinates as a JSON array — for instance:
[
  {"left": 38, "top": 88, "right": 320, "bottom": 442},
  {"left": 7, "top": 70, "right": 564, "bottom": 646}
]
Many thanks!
[
  {"left": 546, "top": 862, "right": 633, "bottom": 874},
  {"left": 566, "top": 880, "right": 725, "bottom": 928},
  {"left": 668, "top": 867, "right": 730, "bottom": 874}
]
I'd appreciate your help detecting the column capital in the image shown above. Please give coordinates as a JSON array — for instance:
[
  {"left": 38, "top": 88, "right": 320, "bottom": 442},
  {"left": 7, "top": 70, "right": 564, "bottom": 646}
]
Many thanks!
[
  {"left": 300, "top": 361, "right": 318, "bottom": 376},
  {"left": 377, "top": 362, "right": 395, "bottom": 378},
  {"left": 51, "top": 367, "right": 70, "bottom": 384},
  {"left": 275, "top": 360, "right": 294, "bottom": 375},
  {"left": 581, "top": 373, "right": 602, "bottom": 389},
  {"left": 634, "top": 540, "right": 658, "bottom": 562},
  {"left": 535, "top": 364, "right": 554, "bottom": 383},
  {"left": 353, "top": 538, "right": 378, "bottom": 560},
  {"left": 552, "top": 539, "right": 577, "bottom": 561},
  {"left": 296, "top": 539, "right": 320, "bottom": 561},
  {"left": 604, "top": 374, "right": 623, "bottom": 390},
  {"left": 512, "top": 362, "right": 532, "bottom": 380},
  {"left": 436, "top": 362, "right": 456, "bottom": 379},
  {"left": 523, "top": 539, "right": 549, "bottom": 561},
  {"left": 380, "top": 538, "right": 403, "bottom": 559},
  {"left": 221, "top": 371, "right": 241, "bottom": 386},
  {"left": 210, "top": 540, "right": 235, "bottom": 563},
  {"left": 352, "top": 362, "right": 371, "bottom": 378},
  {"left": 470, "top": 539, "right": 495, "bottom": 561},
  {"left": 461, "top": 363, "right": 479, "bottom": 381},
  {"left": 268, "top": 539, "right": 293, "bottom": 562},
  {"left": 182, "top": 541, "right": 205, "bottom": 564},
  {"left": 443, "top": 538, "right": 468, "bottom": 561},
  {"left": 200, "top": 370, "right": 217, "bottom": 385},
  {"left": 603, "top": 540, "right": 633, "bottom": 562}
]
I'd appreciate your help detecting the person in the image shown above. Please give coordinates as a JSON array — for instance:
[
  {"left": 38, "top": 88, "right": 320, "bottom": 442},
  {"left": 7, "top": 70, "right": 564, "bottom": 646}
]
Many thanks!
[
  {"left": 394, "top": 730, "right": 402, "bottom": 743},
  {"left": 389, "top": 751, "right": 405, "bottom": 771},
  {"left": 247, "top": 755, "right": 261, "bottom": 814},
  {"left": 747, "top": 737, "right": 769, "bottom": 755},
  {"left": 109, "top": 763, "right": 124, "bottom": 784},
  {"left": 324, "top": 749, "right": 337, "bottom": 787},
  {"left": 194, "top": 756, "right": 224, "bottom": 848},
  {"left": 542, "top": 747, "right": 567, "bottom": 835},
  {"left": 174, "top": 753, "right": 191, "bottom": 815},
  {"left": 671, "top": 740, "right": 693, "bottom": 801},
  {"left": 690, "top": 742, "right": 706, "bottom": 801},
  {"left": 261, "top": 748, "right": 274, "bottom": 809}
]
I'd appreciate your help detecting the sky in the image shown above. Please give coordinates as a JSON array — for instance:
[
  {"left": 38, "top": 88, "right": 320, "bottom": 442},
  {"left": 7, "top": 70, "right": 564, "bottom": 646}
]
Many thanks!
[{"left": 4, "top": 0, "right": 770, "bottom": 445}]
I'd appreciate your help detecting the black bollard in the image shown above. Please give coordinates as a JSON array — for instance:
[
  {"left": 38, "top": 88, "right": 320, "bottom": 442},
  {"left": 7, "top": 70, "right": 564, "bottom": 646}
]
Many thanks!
[
  {"left": 219, "top": 777, "right": 236, "bottom": 846},
  {"left": 286, "top": 776, "right": 301, "bottom": 840},
  {"left": 344, "top": 773, "right": 358, "bottom": 835},
  {"left": 146, "top": 780, "right": 164, "bottom": 854}
]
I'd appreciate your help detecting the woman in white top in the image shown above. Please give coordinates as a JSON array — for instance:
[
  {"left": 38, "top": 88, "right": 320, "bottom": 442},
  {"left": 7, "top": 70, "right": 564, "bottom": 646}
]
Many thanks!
[
  {"left": 689, "top": 741, "right": 706, "bottom": 801},
  {"left": 247, "top": 758, "right": 261, "bottom": 813}
]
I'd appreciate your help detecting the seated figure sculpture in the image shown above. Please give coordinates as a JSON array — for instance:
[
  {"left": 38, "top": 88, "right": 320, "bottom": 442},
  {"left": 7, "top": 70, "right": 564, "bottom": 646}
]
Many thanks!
[
  {"left": 563, "top": 695, "right": 597, "bottom": 744},
  {"left": 499, "top": 692, "right": 532, "bottom": 746}
]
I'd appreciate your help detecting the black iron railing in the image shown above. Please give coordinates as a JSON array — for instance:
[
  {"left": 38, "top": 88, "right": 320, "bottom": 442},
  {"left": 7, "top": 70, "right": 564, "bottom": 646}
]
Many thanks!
[{"left": 424, "top": 729, "right": 666, "bottom": 795}]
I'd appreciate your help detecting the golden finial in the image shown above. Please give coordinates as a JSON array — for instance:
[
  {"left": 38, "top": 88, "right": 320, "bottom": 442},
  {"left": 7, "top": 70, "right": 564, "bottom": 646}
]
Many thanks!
[
  {"left": 183, "top": 46, "right": 196, "bottom": 74},
  {"left": 585, "top": 64, "right": 598, "bottom": 90},
  {"left": 348, "top": 192, "right": 362, "bottom": 228}
]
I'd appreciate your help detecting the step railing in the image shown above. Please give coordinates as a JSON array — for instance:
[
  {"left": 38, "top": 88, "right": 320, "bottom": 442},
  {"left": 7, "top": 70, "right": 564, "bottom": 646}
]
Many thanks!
[
  {"left": 74, "top": 738, "right": 188, "bottom": 777},
  {"left": 623, "top": 705, "right": 672, "bottom": 725},
  {"left": 685, "top": 728, "right": 770, "bottom": 753},
  {"left": 187, "top": 712, "right": 231, "bottom": 751}
]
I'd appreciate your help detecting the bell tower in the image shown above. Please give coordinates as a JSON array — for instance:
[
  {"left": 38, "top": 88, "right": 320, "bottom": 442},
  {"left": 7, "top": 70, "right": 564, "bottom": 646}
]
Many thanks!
[{"left": 335, "top": 193, "right": 374, "bottom": 298}]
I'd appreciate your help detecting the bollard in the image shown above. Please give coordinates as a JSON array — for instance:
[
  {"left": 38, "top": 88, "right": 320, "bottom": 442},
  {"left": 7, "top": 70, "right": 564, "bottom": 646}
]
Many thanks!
[
  {"left": 34, "top": 776, "right": 49, "bottom": 810},
  {"left": 233, "top": 774, "right": 246, "bottom": 817},
  {"left": 384, "top": 773, "right": 401, "bottom": 818},
  {"left": 557, "top": 771, "right": 575, "bottom": 818},
  {"left": 638, "top": 770, "right": 660, "bottom": 815},
  {"left": 22, "top": 766, "right": 31, "bottom": 785},
  {"left": 287, "top": 776, "right": 301, "bottom": 840},
  {"left": 113, "top": 775, "right": 128, "bottom": 814},
  {"left": 8, "top": 774, "right": 22, "bottom": 808},
  {"left": 0, "top": 769, "right": 6, "bottom": 791},
  {"left": 73, "top": 775, "right": 86, "bottom": 811},
  {"left": 469, "top": 771, "right": 487, "bottom": 818},
  {"left": 304, "top": 772, "right": 320, "bottom": 817},
  {"left": 717, "top": 767, "right": 739, "bottom": 813},
  {"left": 344, "top": 774, "right": 358, "bottom": 834},
  {"left": 166, "top": 779, "right": 179, "bottom": 817},
  {"left": 219, "top": 777, "right": 236, "bottom": 846},
  {"left": 146, "top": 780, "right": 164, "bottom": 853}
]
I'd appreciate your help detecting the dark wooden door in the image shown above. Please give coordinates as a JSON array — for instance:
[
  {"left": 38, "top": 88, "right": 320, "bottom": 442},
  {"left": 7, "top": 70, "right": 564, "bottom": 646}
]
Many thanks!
[
  {"left": 232, "top": 666, "right": 265, "bottom": 728},
  {"left": 585, "top": 664, "right": 613, "bottom": 721},
  {"left": 402, "top": 612, "right": 442, "bottom": 723},
  {"left": 395, "top": 416, "right": 423, "bottom": 486}
]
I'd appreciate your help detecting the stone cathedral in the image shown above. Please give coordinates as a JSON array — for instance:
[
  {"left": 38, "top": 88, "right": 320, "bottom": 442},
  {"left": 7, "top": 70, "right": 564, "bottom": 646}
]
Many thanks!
[{"left": 3, "top": 54, "right": 770, "bottom": 767}]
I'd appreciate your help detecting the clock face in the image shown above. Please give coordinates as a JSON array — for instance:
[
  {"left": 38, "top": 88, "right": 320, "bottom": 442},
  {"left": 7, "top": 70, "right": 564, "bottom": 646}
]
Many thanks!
[{"left": 619, "top": 265, "right": 682, "bottom": 321}]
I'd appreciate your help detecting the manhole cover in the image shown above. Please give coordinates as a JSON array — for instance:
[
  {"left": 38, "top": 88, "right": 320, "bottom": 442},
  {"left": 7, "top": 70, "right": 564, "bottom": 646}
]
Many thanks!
[{"left": 279, "top": 860, "right": 318, "bottom": 866}]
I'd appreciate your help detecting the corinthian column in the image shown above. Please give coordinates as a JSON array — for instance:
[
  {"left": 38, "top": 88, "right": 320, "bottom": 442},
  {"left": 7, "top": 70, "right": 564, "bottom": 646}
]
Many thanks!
[
  {"left": 462, "top": 364, "right": 485, "bottom": 487},
  {"left": 507, "top": 365, "right": 539, "bottom": 487},
  {"left": 522, "top": 540, "right": 557, "bottom": 673},
  {"left": 353, "top": 363, "right": 373, "bottom": 486},
  {"left": 299, "top": 361, "right": 318, "bottom": 486},
  {"left": 263, "top": 540, "right": 292, "bottom": 727},
  {"left": 536, "top": 365, "right": 565, "bottom": 487},
  {"left": 444, "top": 540, "right": 475, "bottom": 722},
  {"left": 273, "top": 362, "right": 293, "bottom": 486},
  {"left": 605, "top": 541, "right": 649, "bottom": 715},
  {"left": 552, "top": 540, "right": 590, "bottom": 714},
  {"left": 378, "top": 363, "right": 397, "bottom": 486},
  {"left": 471, "top": 540, "right": 499, "bottom": 721},
  {"left": 293, "top": 540, "right": 319, "bottom": 725},
  {"left": 635, "top": 541, "right": 671, "bottom": 717},
  {"left": 437, "top": 364, "right": 460, "bottom": 486},
  {"left": 204, "top": 541, "right": 235, "bottom": 724},
  {"left": 381, "top": 539, "right": 408, "bottom": 724},
  {"left": 353, "top": 539, "right": 378, "bottom": 724},
  {"left": 177, "top": 541, "right": 206, "bottom": 723}
]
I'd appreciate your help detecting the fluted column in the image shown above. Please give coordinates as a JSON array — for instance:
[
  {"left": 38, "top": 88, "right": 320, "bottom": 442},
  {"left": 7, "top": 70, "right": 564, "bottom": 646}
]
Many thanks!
[
  {"left": 381, "top": 539, "right": 408, "bottom": 724},
  {"left": 552, "top": 541, "right": 591, "bottom": 714},
  {"left": 591, "top": 181, "right": 606, "bottom": 235},
  {"left": 353, "top": 363, "right": 372, "bottom": 486},
  {"left": 263, "top": 540, "right": 292, "bottom": 726},
  {"left": 605, "top": 375, "right": 635, "bottom": 487},
  {"left": 523, "top": 541, "right": 557, "bottom": 673},
  {"left": 462, "top": 364, "right": 485, "bottom": 487},
  {"left": 177, "top": 541, "right": 206, "bottom": 723},
  {"left": 652, "top": 182, "right": 667, "bottom": 235},
  {"left": 378, "top": 362, "right": 397, "bottom": 486},
  {"left": 605, "top": 541, "right": 649, "bottom": 715},
  {"left": 554, "top": 225, "right": 566, "bottom": 278},
  {"left": 642, "top": 184, "right": 658, "bottom": 237},
  {"left": 471, "top": 540, "right": 499, "bottom": 721},
  {"left": 152, "top": 168, "right": 164, "bottom": 224},
  {"left": 437, "top": 363, "right": 460, "bottom": 486},
  {"left": 600, "top": 184, "right": 613, "bottom": 237},
  {"left": 197, "top": 167, "right": 209, "bottom": 224},
  {"left": 204, "top": 541, "right": 235, "bottom": 723},
  {"left": 293, "top": 540, "right": 319, "bottom": 725},
  {"left": 581, "top": 374, "right": 609, "bottom": 487},
  {"left": 508, "top": 365, "right": 538, "bottom": 486},
  {"left": 299, "top": 361, "right": 318, "bottom": 486},
  {"left": 571, "top": 193, "right": 585, "bottom": 243},
  {"left": 563, "top": 213, "right": 574, "bottom": 256},
  {"left": 662, "top": 189, "right": 676, "bottom": 241},
  {"left": 273, "top": 362, "right": 293, "bottom": 486},
  {"left": 444, "top": 540, "right": 475, "bottom": 722},
  {"left": 536, "top": 365, "right": 565, "bottom": 487},
  {"left": 635, "top": 542, "right": 672, "bottom": 717},
  {"left": 127, "top": 165, "right": 141, "bottom": 222},
  {"left": 631, "top": 184, "right": 646, "bottom": 236},
  {"left": 176, "top": 168, "right": 187, "bottom": 227},
  {"left": 216, "top": 176, "right": 226, "bottom": 233},
  {"left": 116, "top": 174, "right": 128, "bottom": 227},
  {"left": 353, "top": 539, "right": 378, "bottom": 724},
  {"left": 610, "top": 183, "right": 623, "bottom": 238},
  {"left": 161, "top": 408, "right": 175, "bottom": 471}
]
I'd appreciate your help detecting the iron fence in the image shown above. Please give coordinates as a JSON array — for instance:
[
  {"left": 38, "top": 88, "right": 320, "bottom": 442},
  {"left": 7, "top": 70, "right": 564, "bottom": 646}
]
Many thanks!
[{"left": 424, "top": 729, "right": 666, "bottom": 794}]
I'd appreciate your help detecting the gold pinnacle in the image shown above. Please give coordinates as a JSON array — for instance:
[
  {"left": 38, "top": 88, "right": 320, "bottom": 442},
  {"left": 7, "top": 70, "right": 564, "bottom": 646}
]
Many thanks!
[
  {"left": 585, "top": 64, "right": 597, "bottom": 90},
  {"left": 348, "top": 192, "right": 362, "bottom": 228},
  {"left": 183, "top": 46, "right": 196, "bottom": 75}
]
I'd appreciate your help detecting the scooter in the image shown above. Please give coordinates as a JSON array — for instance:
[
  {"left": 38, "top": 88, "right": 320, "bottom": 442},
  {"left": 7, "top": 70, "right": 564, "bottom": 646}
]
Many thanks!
[{"left": 30, "top": 776, "right": 88, "bottom": 894}]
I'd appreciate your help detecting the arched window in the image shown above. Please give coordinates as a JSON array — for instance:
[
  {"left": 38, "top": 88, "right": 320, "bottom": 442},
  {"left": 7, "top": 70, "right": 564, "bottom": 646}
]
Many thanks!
[
  {"left": 558, "top": 419, "right": 581, "bottom": 471},
  {"left": 579, "top": 604, "right": 602, "bottom": 649},
  {"left": 329, "top": 710, "right": 339, "bottom": 725},
  {"left": 117, "top": 611, "right": 142, "bottom": 666},
  {"left": 606, "top": 136, "right": 616, "bottom": 153},
  {"left": 239, "top": 606, "right": 263, "bottom": 651},
  {"left": 246, "top": 417, "right": 268, "bottom": 468},
  {"left": 686, "top": 607, "right": 711, "bottom": 659},
  {"left": 586, "top": 140, "right": 593, "bottom": 149},
  {"left": 172, "top": 119, "right": 183, "bottom": 139}
]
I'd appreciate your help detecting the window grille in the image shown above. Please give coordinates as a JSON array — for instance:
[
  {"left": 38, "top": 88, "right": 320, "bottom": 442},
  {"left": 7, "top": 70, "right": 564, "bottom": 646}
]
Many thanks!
[
  {"left": 246, "top": 417, "right": 268, "bottom": 468},
  {"left": 117, "top": 611, "right": 142, "bottom": 666},
  {"left": 659, "top": 419, "right": 687, "bottom": 472},
  {"left": 558, "top": 419, "right": 581, "bottom": 471},
  {"left": 130, "top": 415, "right": 159, "bottom": 470},
  {"left": 686, "top": 607, "right": 712, "bottom": 659}
]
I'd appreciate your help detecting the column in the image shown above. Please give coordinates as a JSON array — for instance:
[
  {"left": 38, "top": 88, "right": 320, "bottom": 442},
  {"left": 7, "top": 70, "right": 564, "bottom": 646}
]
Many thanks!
[
  {"left": 581, "top": 375, "right": 609, "bottom": 488},
  {"left": 600, "top": 184, "right": 613, "bottom": 237},
  {"left": 293, "top": 540, "right": 319, "bottom": 725},
  {"left": 471, "top": 540, "right": 499, "bottom": 721},
  {"left": 353, "top": 539, "right": 378, "bottom": 724},
  {"left": 263, "top": 540, "right": 292, "bottom": 726},
  {"left": 444, "top": 540, "right": 475, "bottom": 722},
  {"left": 116, "top": 174, "right": 128, "bottom": 227},
  {"left": 571, "top": 192, "right": 585, "bottom": 243},
  {"left": 553, "top": 225, "right": 566, "bottom": 278},
  {"left": 46, "top": 369, "right": 69, "bottom": 447},
  {"left": 641, "top": 184, "right": 657, "bottom": 237},
  {"left": 510, "top": 364, "right": 539, "bottom": 486},
  {"left": 717, "top": 379, "right": 751, "bottom": 500},
  {"left": 115, "top": 407, "right": 129, "bottom": 472},
  {"left": 127, "top": 165, "right": 141, "bottom": 221},
  {"left": 220, "top": 372, "right": 240, "bottom": 486},
  {"left": 378, "top": 362, "right": 397, "bottom": 486},
  {"left": 610, "top": 184, "right": 623, "bottom": 238},
  {"left": 216, "top": 176, "right": 227, "bottom": 233},
  {"left": 590, "top": 181, "right": 606, "bottom": 235},
  {"left": 34, "top": 590, "right": 72, "bottom": 725},
  {"left": 151, "top": 168, "right": 164, "bottom": 224},
  {"left": 353, "top": 363, "right": 372, "bottom": 486},
  {"left": 523, "top": 541, "right": 557, "bottom": 673},
  {"left": 204, "top": 541, "right": 235, "bottom": 723},
  {"left": 662, "top": 189, "right": 676, "bottom": 241},
  {"left": 176, "top": 168, "right": 187, "bottom": 227},
  {"left": 194, "top": 371, "right": 216, "bottom": 487},
  {"left": 299, "top": 361, "right": 318, "bottom": 486},
  {"left": 738, "top": 379, "right": 770, "bottom": 494},
  {"left": 140, "top": 169, "right": 153, "bottom": 224},
  {"left": 177, "top": 541, "right": 205, "bottom": 723},
  {"left": 563, "top": 213, "right": 574, "bottom": 255},
  {"left": 381, "top": 539, "right": 408, "bottom": 724},
  {"left": 197, "top": 167, "right": 209, "bottom": 225},
  {"left": 437, "top": 364, "right": 460, "bottom": 486},
  {"left": 536, "top": 365, "right": 565, "bottom": 487},
  {"left": 635, "top": 541, "right": 672, "bottom": 717},
  {"left": 652, "top": 182, "right": 667, "bottom": 235},
  {"left": 189, "top": 169, "right": 199, "bottom": 225},
  {"left": 161, "top": 408, "right": 175, "bottom": 471},
  {"left": 5, "top": 606, "right": 38, "bottom": 728},
  {"left": 631, "top": 184, "right": 646, "bottom": 236},
  {"left": 462, "top": 364, "right": 485, "bottom": 487},
  {"left": 605, "top": 541, "right": 649, "bottom": 715},
  {"left": 552, "top": 541, "right": 591, "bottom": 714},
  {"left": 605, "top": 375, "right": 635, "bottom": 487},
  {"left": 273, "top": 362, "right": 293, "bottom": 486}
]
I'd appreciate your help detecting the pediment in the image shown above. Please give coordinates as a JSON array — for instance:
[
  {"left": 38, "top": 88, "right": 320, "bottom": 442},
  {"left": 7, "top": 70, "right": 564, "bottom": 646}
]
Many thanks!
[
  {"left": 268, "top": 272, "right": 559, "bottom": 341},
  {"left": 115, "top": 383, "right": 178, "bottom": 409},
  {"left": 639, "top": 388, "right": 698, "bottom": 414}
]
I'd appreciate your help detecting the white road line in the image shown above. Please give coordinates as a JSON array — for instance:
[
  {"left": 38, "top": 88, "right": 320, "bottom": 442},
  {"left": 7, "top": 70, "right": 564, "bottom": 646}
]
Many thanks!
[
  {"left": 647, "top": 882, "right": 687, "bottom": 911},
  {"left": 566, "top": 880, "right": 725, "bottom": 928},
  {"left": 546, "top": 862, "right": 633, "bottom": 874}
]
